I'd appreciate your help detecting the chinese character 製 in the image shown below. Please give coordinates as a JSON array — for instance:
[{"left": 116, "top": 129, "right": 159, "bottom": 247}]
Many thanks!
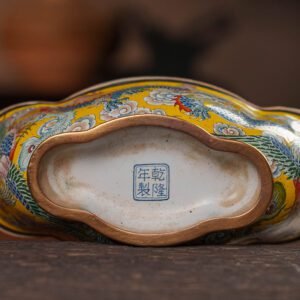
[{"left": 137, "top": 182, "right": 151, "bottom": 197}]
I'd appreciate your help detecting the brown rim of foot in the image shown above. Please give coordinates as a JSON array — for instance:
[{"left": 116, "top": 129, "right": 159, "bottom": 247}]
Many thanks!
[{"left": 28, "top": 115, "right": 273, "bottom": 246}]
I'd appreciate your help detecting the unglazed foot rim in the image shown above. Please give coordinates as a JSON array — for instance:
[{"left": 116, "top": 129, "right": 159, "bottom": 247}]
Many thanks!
[{"left": 28, "top": 115, "right": 273, "bottom": 246}]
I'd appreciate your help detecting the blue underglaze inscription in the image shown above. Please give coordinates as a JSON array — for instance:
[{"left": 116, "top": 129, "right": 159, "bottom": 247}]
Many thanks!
[{"left": 133, "top": 163, "right": 170, "bottom": 201}]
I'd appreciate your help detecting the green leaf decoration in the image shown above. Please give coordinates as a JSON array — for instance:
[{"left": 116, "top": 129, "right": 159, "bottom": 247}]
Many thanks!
[
  {"left": 217, "top": 135, "right": 300, "bottom": 180},
  {"left": 261, "top": 182, "right": 286, "bottom": 221},
  {"left": 6, "top": 164, "right": 52, "bottom": 219},
  {"left": 0, "top": 182, "right": 16, "bottom": 206},
  {"left": 4, "top": 163, "right": 111, "bottom": 242}
]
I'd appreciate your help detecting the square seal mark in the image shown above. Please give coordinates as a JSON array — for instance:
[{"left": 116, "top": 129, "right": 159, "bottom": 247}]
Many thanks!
[{"left": 133, "top": 163, "right": 170, "bottom": 201}]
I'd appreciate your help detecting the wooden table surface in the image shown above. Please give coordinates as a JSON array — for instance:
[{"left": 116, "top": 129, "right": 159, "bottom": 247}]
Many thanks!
[{"left": 0, "top": 241, "right": 299, "bottom": 300}]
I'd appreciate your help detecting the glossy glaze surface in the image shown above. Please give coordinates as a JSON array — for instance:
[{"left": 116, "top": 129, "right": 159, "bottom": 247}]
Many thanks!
[{"left": 0, "top": 77, "right": 299, "bottom": 243}]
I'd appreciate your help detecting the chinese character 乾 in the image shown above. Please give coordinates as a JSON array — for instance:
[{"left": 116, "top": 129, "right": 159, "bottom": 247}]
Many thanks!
[{"left": 152, "top": 167, "right": 165, "bottom": 181}]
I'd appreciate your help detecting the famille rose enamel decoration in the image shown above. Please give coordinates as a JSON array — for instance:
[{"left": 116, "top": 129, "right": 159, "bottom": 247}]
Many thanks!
[{"left": 0, "top": 77, "right": 299, "bottom": 246}]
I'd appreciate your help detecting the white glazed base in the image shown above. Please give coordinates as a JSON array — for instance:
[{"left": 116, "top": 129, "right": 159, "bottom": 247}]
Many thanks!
[{"left": 38, "top": 126, "right": 261, "bottom": 235}]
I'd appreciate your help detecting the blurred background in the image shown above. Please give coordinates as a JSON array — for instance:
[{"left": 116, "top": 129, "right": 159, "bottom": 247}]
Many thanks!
[{"left": 0, "top": 0, "right": 299, "bottom": 109}]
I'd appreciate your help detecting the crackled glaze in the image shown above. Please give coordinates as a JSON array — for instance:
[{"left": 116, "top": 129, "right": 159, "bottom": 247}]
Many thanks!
[{"left": 0, "top": 77, "right": 299, "bottom": 243}]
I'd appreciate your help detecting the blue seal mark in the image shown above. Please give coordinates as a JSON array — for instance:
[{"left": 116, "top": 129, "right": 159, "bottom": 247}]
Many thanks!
[{"left": 133, "top": 163, "right": 170, "bottom": 201}]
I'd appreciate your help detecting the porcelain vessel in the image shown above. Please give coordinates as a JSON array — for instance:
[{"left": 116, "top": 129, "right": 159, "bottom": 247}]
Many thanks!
[{"left": 0, "top": 77, "right": 299, "bottom": 245}]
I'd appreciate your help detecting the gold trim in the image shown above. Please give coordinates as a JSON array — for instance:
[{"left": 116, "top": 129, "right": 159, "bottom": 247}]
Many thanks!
[
  {"left": 1, "top": 76, "right": 299, "bottom": 117},
  {"left": 28, "top": 115, "right": 273, "bottom": 246},
  {"left": 65, "top": 76, "right": 300, "bottom": 116}
]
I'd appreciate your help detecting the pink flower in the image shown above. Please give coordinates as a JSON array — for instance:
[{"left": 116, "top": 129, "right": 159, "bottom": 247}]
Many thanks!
[
  {"left": 0, "top": 156, "right": 11, "bottom": 178},
  {"left": 66, "top": 115, "right": 96, "bottom": 132}
]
